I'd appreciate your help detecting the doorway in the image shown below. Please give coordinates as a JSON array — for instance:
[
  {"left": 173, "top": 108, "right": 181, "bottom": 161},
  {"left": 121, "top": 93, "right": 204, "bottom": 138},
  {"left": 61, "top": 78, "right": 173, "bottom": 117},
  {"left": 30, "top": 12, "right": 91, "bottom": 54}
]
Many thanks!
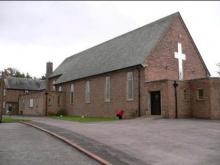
[{"left": 150, "top": 91, "right": 161, "bottom": 115}]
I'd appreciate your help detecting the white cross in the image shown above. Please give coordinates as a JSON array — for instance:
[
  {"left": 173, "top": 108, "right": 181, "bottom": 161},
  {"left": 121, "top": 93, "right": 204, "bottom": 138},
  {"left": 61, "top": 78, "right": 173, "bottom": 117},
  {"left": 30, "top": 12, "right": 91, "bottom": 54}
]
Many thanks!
[{"left": 174, "top": 43, "right": 186, "bottom": 80}]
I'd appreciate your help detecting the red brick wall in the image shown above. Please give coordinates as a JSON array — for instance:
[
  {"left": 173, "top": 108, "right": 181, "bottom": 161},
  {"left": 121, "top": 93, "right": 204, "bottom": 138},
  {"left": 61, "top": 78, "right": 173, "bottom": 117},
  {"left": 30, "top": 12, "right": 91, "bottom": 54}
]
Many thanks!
[
  {"left": 47, "top": 91, "right": 65, "bottom": 115},
  {"left": 19, "top": 91, "right": 46, "bottom": 116},
  {"left": 0, "top": 80, "right": 45, "bottom": 115},
  {"left": 48, "top": 77, "right": 59, "bottom": 92},
  {"left": 167, "top": 80, "right": 192, "bottom": 118},
  {"left": 143, "top": 80, "right": 169, "bottom": 117},
  {"left": 144, "top": 15, "right": 209, "bottom": 82},
  {"left": 4, "top": 89, "right": 24, "bottom": 103},
  {"left": 190, "top": 79, "right": 211, "bottom": 118},
  {"left": 1, "top": 89, "right": 25, "bottom": 114},
  {"left": 58, "top": 67, "right": 143, "bottom": 118},
  {"left": 189, "top": 78, "right": 220, "bottom": 119},
  {"left": 209, "top": 79, "right": 220, "bottom": 119},
  {"left": 144, "top": 80, "right": 192, "bottom": 119}
]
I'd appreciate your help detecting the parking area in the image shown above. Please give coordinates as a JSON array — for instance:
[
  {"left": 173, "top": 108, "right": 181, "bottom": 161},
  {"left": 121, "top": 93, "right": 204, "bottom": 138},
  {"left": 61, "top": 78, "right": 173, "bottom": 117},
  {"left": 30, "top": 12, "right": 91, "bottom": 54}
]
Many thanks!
[
  {"left": 23, "top": 117, "right": 220, "bottom": 165},
  {"left": 0, "top": 123, "right": 99, "bottom": 165}
]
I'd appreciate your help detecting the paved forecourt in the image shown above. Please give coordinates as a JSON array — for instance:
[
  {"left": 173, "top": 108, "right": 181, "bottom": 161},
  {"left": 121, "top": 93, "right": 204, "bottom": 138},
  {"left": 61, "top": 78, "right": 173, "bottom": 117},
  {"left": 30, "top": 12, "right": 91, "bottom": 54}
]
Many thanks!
[
  {"left": 0, "top": 123, "right": 99, "bottom": 165},
  {"left": 20, "top": 117, "right": 220, "bottom": 165}
]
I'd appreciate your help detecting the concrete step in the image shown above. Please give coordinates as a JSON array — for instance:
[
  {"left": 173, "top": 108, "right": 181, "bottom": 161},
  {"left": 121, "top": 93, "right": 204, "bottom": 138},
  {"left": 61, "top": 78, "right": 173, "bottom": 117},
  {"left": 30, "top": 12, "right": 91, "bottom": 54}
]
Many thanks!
[{"left": 145, "top": 115, "right": 163, "bottom": 120}]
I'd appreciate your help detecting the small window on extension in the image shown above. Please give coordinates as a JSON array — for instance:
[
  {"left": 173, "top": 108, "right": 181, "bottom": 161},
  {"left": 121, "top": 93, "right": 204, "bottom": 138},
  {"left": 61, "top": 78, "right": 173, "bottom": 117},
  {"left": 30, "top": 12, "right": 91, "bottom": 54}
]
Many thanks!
[{"left": 197, "top": 89, "right": 204, "bottom": 100}]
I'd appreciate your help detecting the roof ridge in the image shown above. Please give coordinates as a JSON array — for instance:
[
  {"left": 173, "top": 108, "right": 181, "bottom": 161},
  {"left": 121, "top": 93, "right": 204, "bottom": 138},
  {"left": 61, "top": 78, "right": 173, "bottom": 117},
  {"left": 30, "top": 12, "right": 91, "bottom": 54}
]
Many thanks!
[
  {"left": 64, "top": 12, "right": 179, "bottom": 61},
  {"left": 51, "top": 12, "right": 179, "bottom": 83}
]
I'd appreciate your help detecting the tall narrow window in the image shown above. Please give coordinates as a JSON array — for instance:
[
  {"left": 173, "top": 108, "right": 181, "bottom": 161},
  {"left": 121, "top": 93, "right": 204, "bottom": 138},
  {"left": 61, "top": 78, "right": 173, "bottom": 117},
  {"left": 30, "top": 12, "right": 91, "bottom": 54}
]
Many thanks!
[
  {"left": 29, "top": 98, "right": 34, "bottom": 108},
  {"left": 35, "top": 97, "right": 39, "bottom": 108},
  {"left": 57, "top": 95, "right": 60, "bottom": 106},
  {"left": 19, "top": 99, "right": 25, "bottom": 110},
  {"left": 127, "top": 72, "right": 134, "bottom": 100},
  {"left": 70, "top": 84, "right": 74, "bottom": 104},
  {"left": 52, "top": 80, "right": 56, "bottom": 91},
  {"left": 105, "top": 76, "right": 110, "bottom": 102},
  {"left": 183, "top": 89, "right": 187, "bottom": 100},
  {"left": 85, "top": 81, "right": 90, "bottom": 103},
  {"left": 3, "top": 101, "right": 5, "bottom": 108},
  {"left": 58, "top": 86, "right": 62, "bottom": 92},
  {"left": 48, "top": 97, "right": 52, "bottom": 106}
]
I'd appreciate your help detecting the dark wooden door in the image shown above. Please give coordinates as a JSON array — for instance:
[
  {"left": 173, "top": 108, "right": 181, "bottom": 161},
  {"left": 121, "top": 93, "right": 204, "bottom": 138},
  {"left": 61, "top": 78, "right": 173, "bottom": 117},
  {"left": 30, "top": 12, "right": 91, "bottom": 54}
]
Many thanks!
[{"left": 150, "top": 91, "right": 161, "bottom": 115}]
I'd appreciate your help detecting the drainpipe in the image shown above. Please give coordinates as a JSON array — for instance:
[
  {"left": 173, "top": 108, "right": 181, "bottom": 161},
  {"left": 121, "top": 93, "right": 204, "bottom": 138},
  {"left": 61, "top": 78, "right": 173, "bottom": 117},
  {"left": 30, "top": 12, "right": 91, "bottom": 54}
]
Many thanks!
[
  {"left": 173, "top": 81, "right": 178, "bottom": 119},
  {"left": 137, "top": 66, "right": 141, "bottom": 117}
]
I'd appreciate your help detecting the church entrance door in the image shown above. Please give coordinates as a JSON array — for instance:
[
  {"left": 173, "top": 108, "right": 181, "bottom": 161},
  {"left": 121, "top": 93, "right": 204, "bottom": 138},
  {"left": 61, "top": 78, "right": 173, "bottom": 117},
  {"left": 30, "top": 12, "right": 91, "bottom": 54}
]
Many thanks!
[{"left": 150, "top": 91, "right": 161, "bottom": 115}]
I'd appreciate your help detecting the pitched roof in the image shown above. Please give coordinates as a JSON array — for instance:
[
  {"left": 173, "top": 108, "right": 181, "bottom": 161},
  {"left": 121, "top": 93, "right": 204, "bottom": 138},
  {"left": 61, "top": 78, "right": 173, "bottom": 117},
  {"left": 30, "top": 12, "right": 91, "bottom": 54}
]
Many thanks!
[
  {"left": 50, "top": 12, "right": 179, "bottom": 84},
  {"left": 4, "top": 77, "right": 45, "bottom": 91}
]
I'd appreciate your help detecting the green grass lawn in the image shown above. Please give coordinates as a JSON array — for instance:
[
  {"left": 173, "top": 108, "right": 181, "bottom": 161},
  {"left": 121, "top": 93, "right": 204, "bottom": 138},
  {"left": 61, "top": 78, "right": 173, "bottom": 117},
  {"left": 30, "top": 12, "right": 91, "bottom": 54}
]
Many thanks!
[
  {"left": 1, "top": 116, "right": 31, "bottom": 123},
  {"left": 49, "top": 115, "right": 117, "bottom": 123}
]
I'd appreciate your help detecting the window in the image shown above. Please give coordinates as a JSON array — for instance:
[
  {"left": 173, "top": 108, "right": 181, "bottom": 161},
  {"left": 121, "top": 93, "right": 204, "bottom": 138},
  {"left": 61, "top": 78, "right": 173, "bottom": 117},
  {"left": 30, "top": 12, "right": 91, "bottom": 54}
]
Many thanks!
[
  {"left": 85, "top": 81, "right": 90, "bottom": 103},
  {"left": 48, "top": 97, "right": 52, "bottom": 106},
  {"left": 3, "top": 101, "right": 5, "bottom": 108},
  {"left": 105, "top": 76, "right": 110, "bottom": 102},
  {"left": 3, "top": 89, "right": 6, "bottom": 96},
  {"left": 29, "top": 98, "right": 33, "bottom": 108},
  {"left": 70, "top": 84, "right": 74, "bottom": 104},
  {"left": 19, "top": 99, "right": 25, "bottom": 111},
  {"left": 35, "top": 97, "right": 38, "bottom": 108},
  {"left": 58, "top": 86, "right": 62, "bottom": 92},
  {"left": 197, "top": 89, "right": 204, "bottom": 99},
  {"left": 25, "top": 90, "right": 29, "bottom": 94},
  {"left": 52, "top": 80, "right": 56, "bottom": 91},
  {"left": 127, "top": 72, "right": 134, "bottom": 100},
  {"left": 57, "top": 95, "right": 61, "bottom": 106}
]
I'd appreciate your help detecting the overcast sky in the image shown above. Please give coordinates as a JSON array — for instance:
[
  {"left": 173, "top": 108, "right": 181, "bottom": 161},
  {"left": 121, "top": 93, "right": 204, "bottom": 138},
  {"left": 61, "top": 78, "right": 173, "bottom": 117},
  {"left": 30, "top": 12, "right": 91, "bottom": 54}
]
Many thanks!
[{"left": 0, "top": 1, "right": 220, "bottom": 78}]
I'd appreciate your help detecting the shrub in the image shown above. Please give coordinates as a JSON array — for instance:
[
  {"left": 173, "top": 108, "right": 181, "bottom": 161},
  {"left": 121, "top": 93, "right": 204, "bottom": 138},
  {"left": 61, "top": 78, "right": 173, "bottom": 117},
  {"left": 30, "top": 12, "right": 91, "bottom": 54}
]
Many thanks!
[
  {"left": 47, "top": 111, "right": 56, "bottom": 116},
  {"left": 56, "top": 108, "right": 66, "bottom": 116}
]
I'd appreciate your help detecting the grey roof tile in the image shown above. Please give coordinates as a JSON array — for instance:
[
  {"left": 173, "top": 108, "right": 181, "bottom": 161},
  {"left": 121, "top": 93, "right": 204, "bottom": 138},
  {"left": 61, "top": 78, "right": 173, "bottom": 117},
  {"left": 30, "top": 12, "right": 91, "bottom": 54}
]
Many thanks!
[
  {"left": 50, "top": 12, "right": 179, "bottom": 84},
  {"left": 4, "top": 77, "right": 45, "bottom": 91}
]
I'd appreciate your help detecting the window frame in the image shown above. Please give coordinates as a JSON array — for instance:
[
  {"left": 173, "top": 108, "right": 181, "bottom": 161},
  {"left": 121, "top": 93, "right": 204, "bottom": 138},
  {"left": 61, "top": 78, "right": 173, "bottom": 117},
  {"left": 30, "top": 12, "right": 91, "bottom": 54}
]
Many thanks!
[
  {"left": 197, "top": 88, "right": 205, "bottom": 100},
  {"left": 70, "top": 83, "right": 74, "bottom": 104},
  {"left": 85, "top": 80, "right": 90, "bottom": 103},
  {"left": 52, "top": 80, "right": 56, "bottom": 91},
  {"left": 105, "top": 76, "right": 111, "bottom": 102},
  {"left": 3, "top": 101, "right": 5, "bottom": 108},
  {"left": 127, "top": 72, "right": 134, "bottom": 101},
  {"left": 57, "top": 95, "right": 61, "bottom": 106},
  {"left": 29, "top": 98, "right": 34, "bottom": 108},
  {"left": 48, "top": 97, "right": 52, "bottom": 106},
  {"left": 58, "top": 86, "right": 62, "bottom": 92}
]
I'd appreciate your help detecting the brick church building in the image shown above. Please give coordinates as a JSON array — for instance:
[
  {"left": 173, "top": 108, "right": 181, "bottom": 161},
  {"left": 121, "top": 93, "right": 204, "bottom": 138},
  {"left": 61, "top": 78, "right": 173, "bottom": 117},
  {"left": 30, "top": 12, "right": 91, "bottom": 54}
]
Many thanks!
[{"left": 1, "top": 12, "right": 220, "bottom": 119}]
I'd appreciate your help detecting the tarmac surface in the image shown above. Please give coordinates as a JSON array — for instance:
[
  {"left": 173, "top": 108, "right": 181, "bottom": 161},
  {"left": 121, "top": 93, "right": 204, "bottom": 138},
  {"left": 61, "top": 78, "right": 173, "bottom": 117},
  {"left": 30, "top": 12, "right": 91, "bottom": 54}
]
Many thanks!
[
  {"left": 0, "top": 123, "right": 99, "bottom": 165},
  {"left": 9, "top": 116, "right": 220, "bottom": 165}
]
